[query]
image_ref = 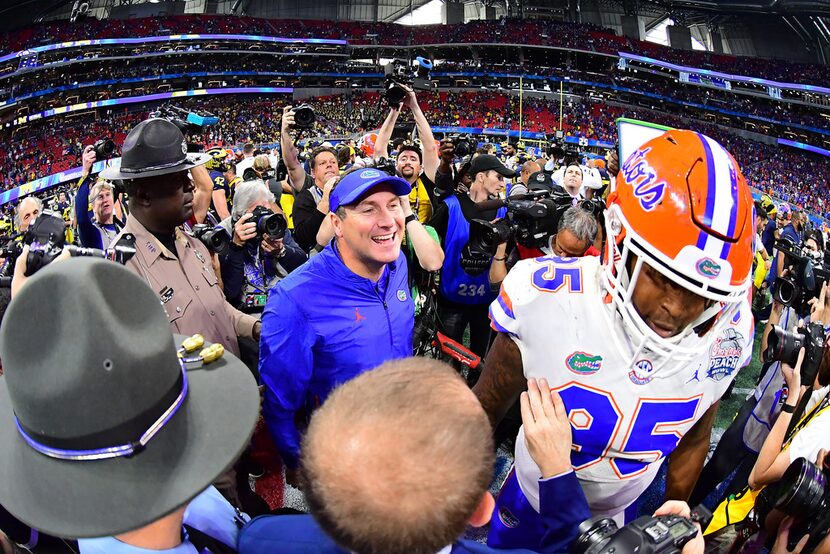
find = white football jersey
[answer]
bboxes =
[490,255,753,517]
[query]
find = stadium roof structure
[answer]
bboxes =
[0,0,828,56]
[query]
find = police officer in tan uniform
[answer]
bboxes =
[103,119,260,357]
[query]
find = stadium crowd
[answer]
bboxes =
[3,91,829,220]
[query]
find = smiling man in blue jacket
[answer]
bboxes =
[259,168,415,481]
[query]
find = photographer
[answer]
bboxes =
[694,229,826,508]
[507,160,543,198]
[246,154,283,200]
[13,197,42,234]
[430,154,515,373]
[374,86,440,223]
[768,203,804,287]
[280,105,339,252]
[235,142,256,178]
[701,284,830,549]
[74,145,124,249]
[489,205,599,290]
[219,180,306,312]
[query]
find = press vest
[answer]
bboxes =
[439,195,505,305]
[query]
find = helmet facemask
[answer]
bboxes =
[601,204,745,377]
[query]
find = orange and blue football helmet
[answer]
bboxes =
[602,129,754,370]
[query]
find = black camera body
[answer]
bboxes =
[772,236,830,315]
[383,57,433,107]
[291,104,316,129]
[93,138,116,160]
[572,513,700,554]
[756,457,830,552]
[466,189,582,260]
[764,321,827,386]
[546,136,579,165]
[0,213,136,280]
[151,105,219,150]
[191,224,231,256]
[446,133,476,158]
[242,166,276,182]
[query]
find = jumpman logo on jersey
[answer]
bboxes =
[686,368,702,384]
[354,308,366,324]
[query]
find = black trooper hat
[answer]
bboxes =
[100,119,211,180]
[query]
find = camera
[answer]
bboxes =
[771,236,830,315]
[150,105,219,151]
[764,321,826,386]
[756,457,830,552]
[93,138,115,160]
[291,104,316,129]
[445,133,476,158]
[572,512,701,554]
[191,224,231,256]
[546,135,579,166]
[383,57,433,107]
[465,189,579,262]
[0,213,136,280]
[243,166,276,182]
[232,206,287,242]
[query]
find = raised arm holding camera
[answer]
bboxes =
[74,144,124,249]
[281,106,341,252]
[374,86,440,223]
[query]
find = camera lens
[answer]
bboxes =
[572,516,618,554]
[258,213,287,239]
[764,325,804,367]
[292,105,316,129]
[774,278,797,306]
[771,458,827,519]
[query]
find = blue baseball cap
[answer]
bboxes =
[329,169,412,213]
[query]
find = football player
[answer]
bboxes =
[205,146,233,220]
[475,129,756,549]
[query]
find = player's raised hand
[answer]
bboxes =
[520,378,573,478]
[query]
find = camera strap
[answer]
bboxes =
[783,391,830,448]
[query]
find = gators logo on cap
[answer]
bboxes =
[359,169,381,179]
[696,257,721,278]
[565,351,602,375]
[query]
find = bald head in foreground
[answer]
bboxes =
[238,357,592,554]
[303,358,495,554]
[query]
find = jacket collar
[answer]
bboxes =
[324,239,398,284]
[123,215,183,267]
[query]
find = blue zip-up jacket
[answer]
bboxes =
[258,241,414,469]
[75,174,122,249]
[237,471,590,554]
